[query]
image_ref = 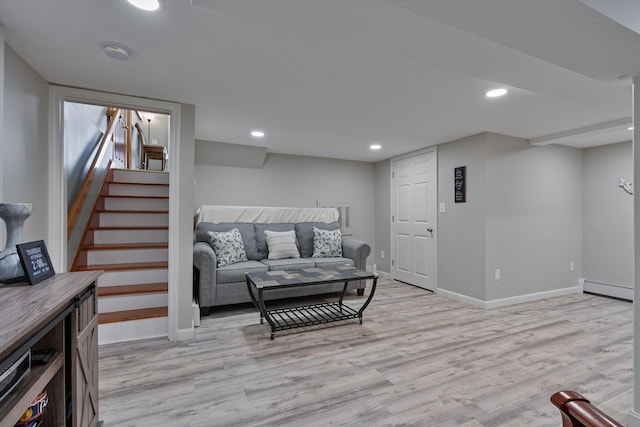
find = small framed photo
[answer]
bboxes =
[16,240,55,285]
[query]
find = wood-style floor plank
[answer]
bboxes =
[99,280,633,426]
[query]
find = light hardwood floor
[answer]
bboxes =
[99,279,633,426]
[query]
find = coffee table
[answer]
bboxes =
[245,266,378,339]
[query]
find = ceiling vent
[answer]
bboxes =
[103,43,131,61]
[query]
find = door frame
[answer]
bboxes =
[390,146,438,292]
[49,85,192,342]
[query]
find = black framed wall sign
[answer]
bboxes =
[16,240,55,284]
[454,166,466,203]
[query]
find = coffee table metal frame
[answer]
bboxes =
[245,267,378,340]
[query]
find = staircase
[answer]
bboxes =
[74,168,169,345]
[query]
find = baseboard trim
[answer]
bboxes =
[628,409,640,426]
[436,288,487,308]
[375,270,391,279]
[99,316,167,345]
[583,279,633,301]
[437,285,582,309]
[176,326,195,341]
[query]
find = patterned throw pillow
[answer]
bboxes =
[312,227,342,258]
[264,230,300,260]
[207,228,248,267]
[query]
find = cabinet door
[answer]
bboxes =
[72,286,99,427]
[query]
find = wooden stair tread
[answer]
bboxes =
[104,195,169,199]
[96,209,169,214]
[84,242,169,250]
[90,226,169,231]
[76,261,168,271]
[99,306,168,324]
[98,283,168,297]
[108,181,169,187]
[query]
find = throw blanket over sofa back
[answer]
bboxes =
[193,205,371,316]
[195,205,339,225]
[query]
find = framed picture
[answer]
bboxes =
[16,240,55,285]
[454,166,466,203]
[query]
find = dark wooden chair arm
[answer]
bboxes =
[551,390,623,427]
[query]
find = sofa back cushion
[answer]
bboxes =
[255,223,295,260]
[196,222,259,260]
[295,222,341,258]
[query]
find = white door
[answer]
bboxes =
[391,149,437,290]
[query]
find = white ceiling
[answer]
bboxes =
[0,0,638,162]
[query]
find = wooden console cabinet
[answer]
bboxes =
[0,271,101,427]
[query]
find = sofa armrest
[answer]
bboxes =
[193,242,217,308]
[342,237,371,270]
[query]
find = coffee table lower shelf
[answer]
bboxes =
[246,266,377,340]
[266,301,362,334]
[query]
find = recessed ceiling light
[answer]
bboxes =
[251,130,265,138]
[127,0,160,11]
[629,126,634,130]
[370,144,382,150]
[486,88,508,98]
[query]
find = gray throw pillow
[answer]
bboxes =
[255,223,295,260]
[264,230,300,260]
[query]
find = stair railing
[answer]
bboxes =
[67,108,121,270]
[551,390,623,427]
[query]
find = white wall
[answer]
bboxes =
[485,133,583,300]
[65,102,107,207]
[2,45,49,247]
[437,133,488,300]
[374,160,390,273]
[435,132,583,303]
[148,113,169,148]
[175,104,195,336]
[195,153,376,258]
[583,141,633,287]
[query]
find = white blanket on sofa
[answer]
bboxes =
[196,205,339,224]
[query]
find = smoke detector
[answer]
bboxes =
[103,42,131,61]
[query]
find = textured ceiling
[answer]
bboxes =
[0,0,638,161]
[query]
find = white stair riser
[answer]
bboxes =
[88,247,168,265]
[107,183,168,197]
[112,169,169,185]
[98,212,168,227]
[99,317,167,345]
[98,268,168,286]
[93,228,168,245]
[98,293,168,313]
[104,197,169,212]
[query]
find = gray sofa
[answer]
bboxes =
[193,221,371,316]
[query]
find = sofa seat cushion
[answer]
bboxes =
[260,258,315,271]
[216,260,268,284]
[312,257,355,268]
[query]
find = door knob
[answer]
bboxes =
[427,227,433,236]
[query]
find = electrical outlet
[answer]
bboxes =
[570,261,575,272]
[495,268,501,281]
[380,251,385,259]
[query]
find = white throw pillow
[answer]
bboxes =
[312,227,342,258]
[207,228,248,267]
[264,230,300,260]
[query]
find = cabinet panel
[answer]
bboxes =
[0,272,101,427]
